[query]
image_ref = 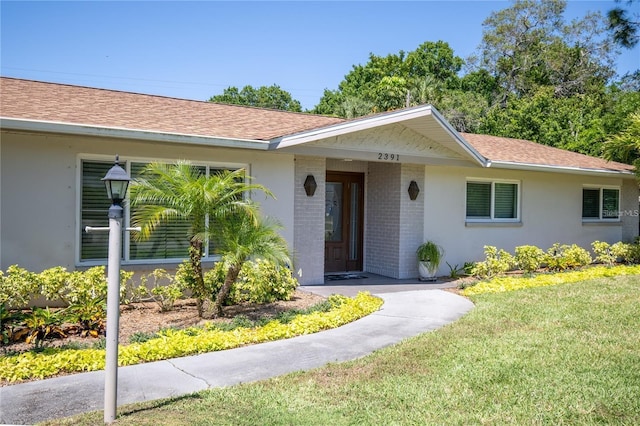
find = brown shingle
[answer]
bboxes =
[1,77,633,174]
[0,77,343,140]
[461,132,633,173]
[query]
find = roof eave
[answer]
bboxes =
[0,118,270,150]
[489,160,636,179]
[431,107,486,166]
[270,105,487,166]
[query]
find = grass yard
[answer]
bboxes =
[49,274,640,425]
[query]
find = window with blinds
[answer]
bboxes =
[80,159,238,263]
[127,163,204,260]
[582,187,620,220]
[466,182,491,218]
[495,183,518,219]
[582,189,600,219]
[466,180,519,221]
[81,161,119,261]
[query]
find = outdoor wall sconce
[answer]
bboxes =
[304,174,317,197]
[408,180,420,201]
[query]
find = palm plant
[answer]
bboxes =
[212,212,292,317]
[603,112,640,178]
[130,161,272,317]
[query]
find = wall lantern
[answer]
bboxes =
[408,180,420,201]
[304,174,317,197]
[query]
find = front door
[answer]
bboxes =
[325,172,364,272]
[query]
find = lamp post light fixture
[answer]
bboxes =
[101,155,130,425]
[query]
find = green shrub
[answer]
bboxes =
[204,259,298,305]
[591,241,617,266]
[462,264,640,296]
[136,269,184,312]
[128,331,161,344]
[514,245,546,273]
[471,246,515,278]
[22,307,66,349]
[0,265,40,309]
[610,241,640,264]
[1,265,136,346]
[233,259,298,303]
[545,243,592,271]
[176,260,216,302]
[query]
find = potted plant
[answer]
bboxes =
[416,241,444,281]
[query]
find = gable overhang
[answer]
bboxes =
[488,160,636,179]
[270,105,488,166]
[0,118,270,150]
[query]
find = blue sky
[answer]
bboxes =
[1,1,638,110]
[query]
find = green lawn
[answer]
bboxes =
[49,275,640,425]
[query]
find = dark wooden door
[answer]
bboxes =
[324,172,364,272]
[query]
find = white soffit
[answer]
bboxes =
[271,105,487,166]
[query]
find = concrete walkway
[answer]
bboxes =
[0,281,473,425]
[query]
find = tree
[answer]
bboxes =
[212,213,291,317]
[603,112,640,177]
[315,40,464,117]
[209,84,303,112]
[130,162,272,317]
[608,0,639,48]
[479,87,609,155]
[476,0,616,101]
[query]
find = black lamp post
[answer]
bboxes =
[101,155,130,425]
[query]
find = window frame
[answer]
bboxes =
[581,185,621,222]
[465,178,521,223]
[76,155,249,266]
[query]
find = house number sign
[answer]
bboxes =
[377,152,400,161]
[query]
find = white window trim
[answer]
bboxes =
[75,154,250,267]
[465,178,521,223]
[581,185,621,223]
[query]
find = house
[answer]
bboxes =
[0,77,637,285]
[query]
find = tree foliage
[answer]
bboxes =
[608,0,639,48]
[205,0,636,163]
[476,0,616,101]
[209,84,303,112]
[130,162,273,317]
[603,112,640,177]
[313,40,464,117]
[212,213,291,317]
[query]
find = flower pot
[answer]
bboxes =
[418,261,438,282]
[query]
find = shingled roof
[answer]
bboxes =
[0,77,634,175]
[462,133,634,174]
[0,77,343,140]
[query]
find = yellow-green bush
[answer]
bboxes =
[462,265,640,296]
[0,292,382,383]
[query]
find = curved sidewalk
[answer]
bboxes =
[0,288,474,425]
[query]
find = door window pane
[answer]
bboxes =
[349,183,360,260]
[325,183,342,241]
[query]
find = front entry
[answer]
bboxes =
[325,172,364,272]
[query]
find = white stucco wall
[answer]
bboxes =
[423,165,637,276]
[1,131,294,272]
